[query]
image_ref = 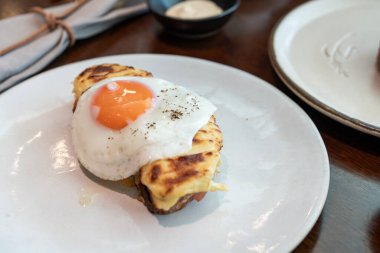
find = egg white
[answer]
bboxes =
[72,76,216,180]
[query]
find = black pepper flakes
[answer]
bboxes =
[146,122,156,129]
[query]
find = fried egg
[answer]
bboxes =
[72,76,216,180]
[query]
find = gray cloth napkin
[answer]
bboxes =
[0,0,148,93]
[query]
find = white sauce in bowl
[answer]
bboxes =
[165,0,223,20]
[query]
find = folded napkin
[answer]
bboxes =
[0,0,148,93]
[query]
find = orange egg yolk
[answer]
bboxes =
[91,80,154,130]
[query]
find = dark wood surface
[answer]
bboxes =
[1,1,380,252]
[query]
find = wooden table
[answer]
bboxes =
[2,1,380,252]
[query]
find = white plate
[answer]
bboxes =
[0,54,329,253]
[269,0,380,137]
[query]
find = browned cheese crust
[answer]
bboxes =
[136,116,223,214]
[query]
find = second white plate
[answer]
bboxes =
[270,0,380,137]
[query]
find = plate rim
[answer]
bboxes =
[0,53,330,252]
[268,1,380,138]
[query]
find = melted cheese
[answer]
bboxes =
[141,153,225,211]
[152,180,227,211]
[140,116,226,211]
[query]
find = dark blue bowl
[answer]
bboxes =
[147,0,240,38]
